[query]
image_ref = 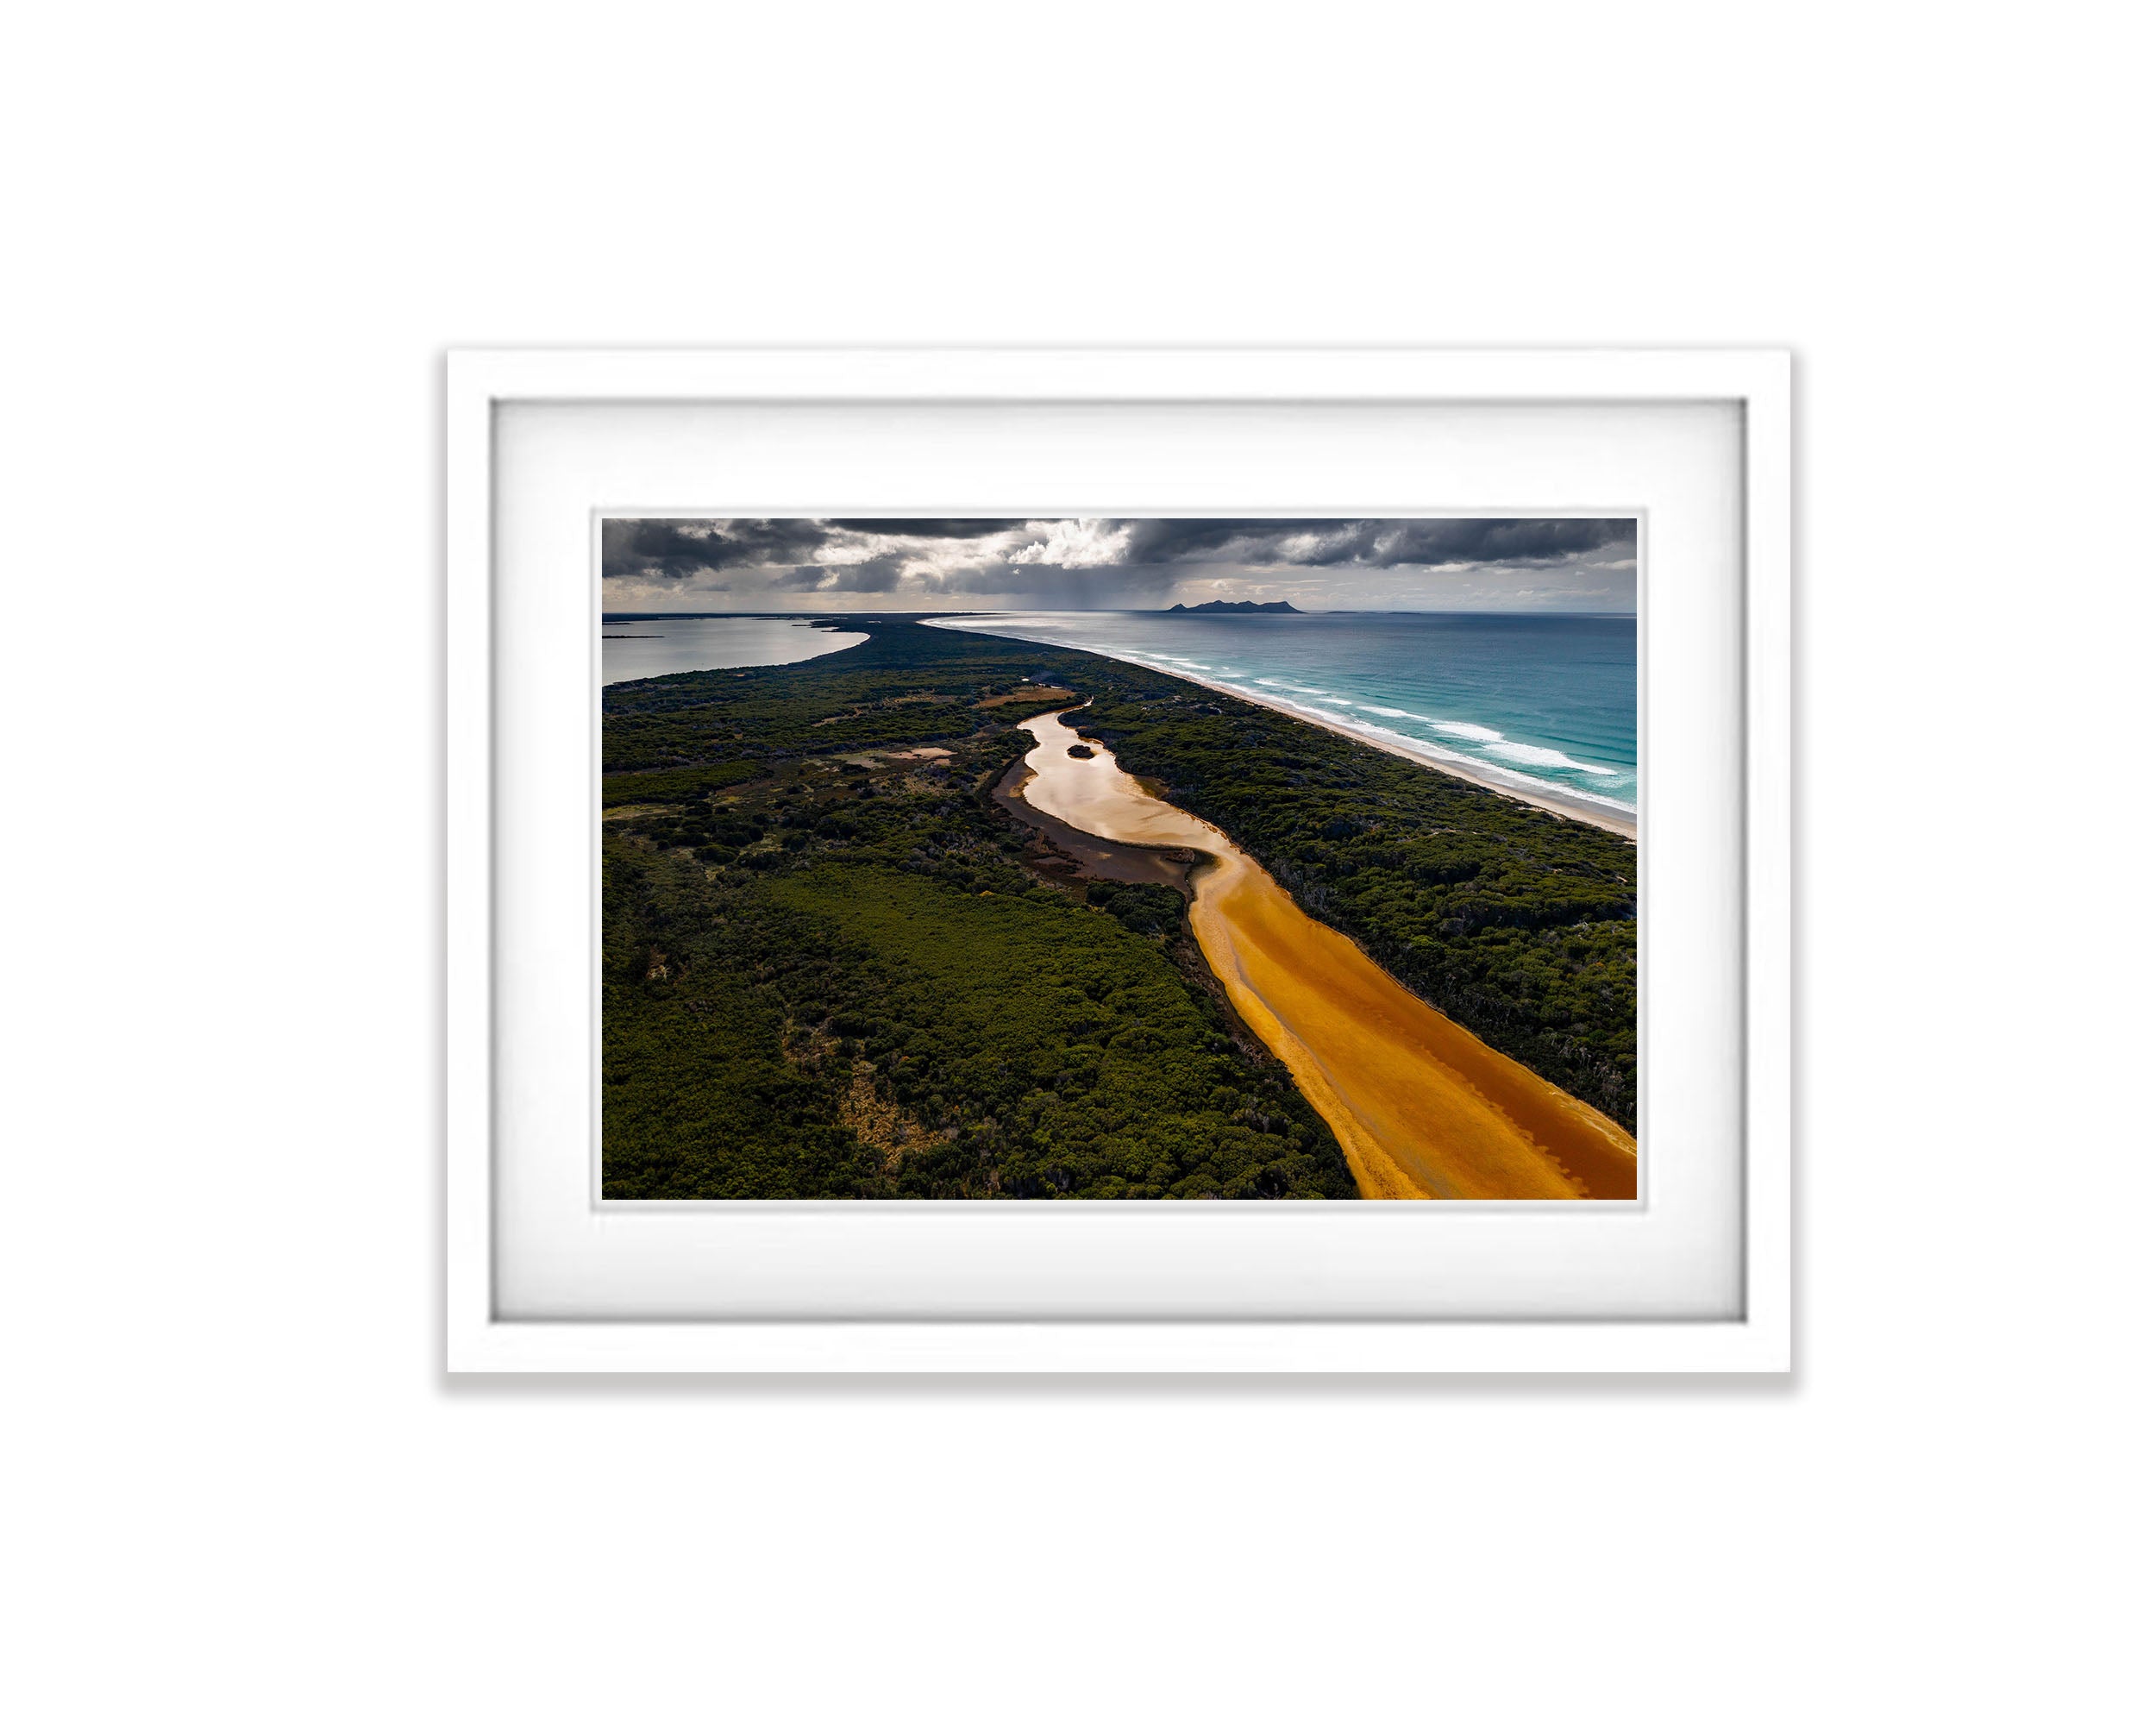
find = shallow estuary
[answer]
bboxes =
[1012,710,1639,1201]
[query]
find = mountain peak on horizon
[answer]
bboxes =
[1164,599,1300,615]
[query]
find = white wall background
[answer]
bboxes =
[3,5,2146,1721]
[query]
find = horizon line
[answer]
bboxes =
[599,606,1639,618]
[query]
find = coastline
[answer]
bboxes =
[1144,665,1639,842]
[922,618,1638,841]
[1253,693,1639,841]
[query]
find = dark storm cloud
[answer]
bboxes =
[822,519,1028,538]
[601,518,1032,584]
[769,555,906,594]
[601,518,832,581]
[1117,519,1351,562]
[923,561,1180,607]
[1118,518,1633,568]
[599,517,1637,593]
[1364,518,1633,566]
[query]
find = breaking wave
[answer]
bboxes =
[1488,740,1616,775]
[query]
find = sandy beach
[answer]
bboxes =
[1012,712,1639,1200]
[1075,656,1638,841]
[1257,697,1639,841]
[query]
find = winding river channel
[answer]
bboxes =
[1013,711,1639,1201]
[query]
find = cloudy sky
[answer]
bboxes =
[601,518,1636,612]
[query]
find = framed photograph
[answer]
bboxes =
[448,348,1789,1371]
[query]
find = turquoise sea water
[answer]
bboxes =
[926,611,1637,816]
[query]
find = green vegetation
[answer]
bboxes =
[604,621,1353,1199]
[602,615,1637,1200]
[602,757,761,806]
[1080,695,1639,1129]
[603,626,1078,772]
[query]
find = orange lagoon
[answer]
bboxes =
[1013,711,1638,1201]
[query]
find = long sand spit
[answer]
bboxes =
[1014,711,1638,1201]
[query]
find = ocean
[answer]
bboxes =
[925,611,1637,816]
[601,615,866,685]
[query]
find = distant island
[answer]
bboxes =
[1163,599,1300,614]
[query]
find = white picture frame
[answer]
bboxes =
[448,348,1790,1373]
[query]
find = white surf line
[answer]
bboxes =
[918,616,1636,834]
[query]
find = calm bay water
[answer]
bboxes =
[601,616,867,685]
[927,611,1637,814]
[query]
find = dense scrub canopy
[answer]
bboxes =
[1078,692,1639,1127]
[600,614,1637,1198]
[603,618,1354,1199]
[606,844,1351,1201]
[602,619,1083,773]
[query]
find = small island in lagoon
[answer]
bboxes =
[601,518,1638,1201]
